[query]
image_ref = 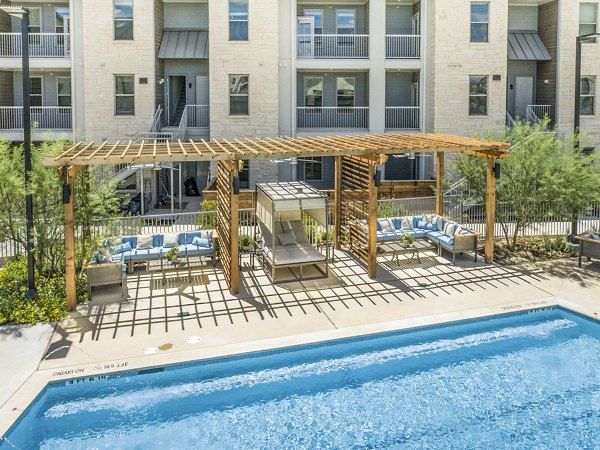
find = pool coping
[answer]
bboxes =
[0,296,597,437]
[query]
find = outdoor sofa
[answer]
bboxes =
[575,230,600,267]
[375,214,478,264]
[96,231,215,272]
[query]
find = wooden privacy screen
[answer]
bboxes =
[216,160,239,294]
[337,155,378,277]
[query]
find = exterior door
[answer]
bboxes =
[412,13,420,35]
[297,16,315,58]
[195,75,209,105]
[514,76,534,119]
[64,16,70,55]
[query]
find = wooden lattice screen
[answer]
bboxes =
[216,160,239,294]
[336,155,378,277]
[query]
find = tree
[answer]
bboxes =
[450,120,600,251]
[0,140,121,275]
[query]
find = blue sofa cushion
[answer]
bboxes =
[185,244,214,256]
[120,236,137,249]
[426,231,445,243]
[111,254,124,263]
[401,229,426,239]
[437,235,455,248]
[184,231,201,245]
[391,217,402,230]
[417,220,435,231]
[152,234,164,247]
[376,231,398,242]
[111,242,132,254]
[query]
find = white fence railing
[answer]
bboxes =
[385,106,420,130]
[385,35,420,58]
[526,105,551,124]
[0,106,72,130]
[0,33,70,57]
[186,104,210,128]
[297,34,369,59]
[297,107,369,129]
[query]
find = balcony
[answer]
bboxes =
[176,104,210,140]
[0,106,72,130]
[297,107,369,129]
[0,33,70,58]
[385,35,420,59]
[385,107,420,130]
[297,35,369,59]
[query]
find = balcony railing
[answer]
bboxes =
[0,106,72,130]
[526,105,551,124]
[185,105,210,128]
[0,33,70,57]
[297,107,369,129]
[297,34,369,59]
[385,35,420,59]
[385,107,420,130]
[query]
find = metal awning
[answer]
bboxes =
[158,30,208,59]
[508,32,551,61]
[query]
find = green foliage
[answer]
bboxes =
[239,234,252,247]
[317,230,333,244]
[0,140,121,274]
[401,233,414,245]
[0,257,87,325]
[540,235,578,257]
[194,200,217,229]
[450,120,600,250]
[165,247,180,262]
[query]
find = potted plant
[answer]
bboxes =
[239,235,253,251]
[401,233,414,248]
[165,247,180,265]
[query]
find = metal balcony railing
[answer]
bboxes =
[0,33,70,57]
[185,105,210,128]
[0,106,72,130]
[385,35,420,59]
[526,105,551,124]
[297,107,369,129]
[385,107,420,130]
[297,34,369,59]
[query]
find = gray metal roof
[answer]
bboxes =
[158,31,208,59]
[507,32,551,61]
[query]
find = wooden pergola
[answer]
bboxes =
[43,133,509,310]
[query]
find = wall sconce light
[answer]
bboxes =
[494,162,501,179]
[62,181,71,204]
[233,176,240,195]
[374,168,382,187]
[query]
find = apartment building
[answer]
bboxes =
[0,0,598,194]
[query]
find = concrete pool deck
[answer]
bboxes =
[1,250,599,436]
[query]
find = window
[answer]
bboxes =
[229,0,249,41]
[57,77,71,107]
[470,2,489,43]
[304,157,323,181]
[229,75,249,115]
[115,75,134,115]
[114,0,133,40]
[30,76,43,106]
[337,76,355,107]
[469,76,488,115]
[304,77,323,108]
[337,9,355,46]
[580,4,598,36]
[55,7,69,33]
[304,8,323,34]
[581,76,596,115]
[28,7,41,33]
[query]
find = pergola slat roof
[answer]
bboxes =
[43,133,510,167]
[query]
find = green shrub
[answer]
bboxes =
[0,257,87,325]
[194,200,217,229]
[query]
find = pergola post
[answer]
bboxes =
[62,166,80,311]
[334,155,342,250]
[216,160,239,295]
[435,151,444,216]
[230,163,240,294]
[367,161,378,278]
[485,158,496,263]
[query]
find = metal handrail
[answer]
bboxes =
[385,35,421,58]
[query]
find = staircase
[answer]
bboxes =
[170,83,187,126]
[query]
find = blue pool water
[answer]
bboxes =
[3,308,600,449]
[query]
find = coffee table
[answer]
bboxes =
[378,238,435,264]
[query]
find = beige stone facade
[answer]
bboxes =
[428,0,508,136]
[80,0,157,141]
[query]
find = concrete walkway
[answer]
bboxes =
[0,251,599,435]
[0,323,54,407]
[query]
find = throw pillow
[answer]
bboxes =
[423,214,434,223]
[277,231,297,246]
[163,233,180,248]
[417,220,427,229]
[200,230,213,241]
[136,235,153,250]
[105,236,121,248]
[400,217,414,230]
[444,222,457,236]
[192,236,211,248]
[377,219,395,233]
[111,242,132,254]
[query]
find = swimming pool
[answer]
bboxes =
[2,308,600,449]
